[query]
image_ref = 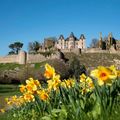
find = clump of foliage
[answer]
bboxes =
[47,59,70,79]
[69,57,86,80]
[38,50,55,57]
[8,42,23,55]
[28,41,42,54]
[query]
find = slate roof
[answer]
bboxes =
[59,35,64,39]
[80,34,85,39]
[58,33,85,41]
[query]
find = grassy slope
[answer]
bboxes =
[0,63,23,71]
[0,53,119,71]
[65,53,120,69]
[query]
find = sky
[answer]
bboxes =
[0,0,120,56]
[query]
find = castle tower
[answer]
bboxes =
[108,32,113,45]
[78,34,86,49]
[58,35,65,49]
[18,51,27,64]
[99,32,103,48]
[68,32,76,49]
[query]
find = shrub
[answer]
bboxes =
[68,57,86,81]
[47,59,70,80]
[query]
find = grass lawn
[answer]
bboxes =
[0,63,23,71]
[0,84,20,107]
[0,84,20,119]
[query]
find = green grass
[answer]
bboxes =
[34,61,48,69]
[0,84,19,96]
[0,113,11,120]
[0,84,21,120]
[0,63,23,71]
[0,84,20,119]
[65,52,120,68]
[0,84,20,109]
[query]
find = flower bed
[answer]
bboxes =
[0,64,120,120]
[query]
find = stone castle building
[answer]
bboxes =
[98,32,120,50]
[56,32,86,50]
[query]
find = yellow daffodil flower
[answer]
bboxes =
[61,81,67,88]
[23,93,35,102]
[0,109,5,113]
[44,64,55,79]
[90,66,117,86]
[37,90,49,101]
[80,74,94,94]
[25,78,40,93]
[19,85,26,93]
[64,78,75,88]
[117,70,120,77]
[47,75,61,91]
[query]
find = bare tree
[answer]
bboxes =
[28,41,41,54]
[90,38,99,48]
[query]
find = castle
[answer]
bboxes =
[0,32,120,65]
[56,32,86,50]
[42,32,120,52]
[98,32,120,50]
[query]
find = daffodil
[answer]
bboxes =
[86,77,94,89]
[6,95,25,107]
[23,93,35,102]
[47,75,61,91]
[64,78,75,88]
[0,109,5,113]
[37,90,49,101]
[19,85,26,93]
[109,65,117,76]
[80,74,94,94]
[25,78,40,93]
[44,64,55,79]
[52,75,61,90]
[80,73,87,82]
[61,81,67,88]
[90,66,117,86]
[117,70,120,77]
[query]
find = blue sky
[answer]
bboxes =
[0,0,120,56]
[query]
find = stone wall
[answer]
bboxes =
[85,48,110,53]
[0,55,18,64]
[0,49,120,64]
[61,48,83,55]
[85,48,120,54]
[0,51,59,64]
[0,51,27,64]
[27,54,47,63]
